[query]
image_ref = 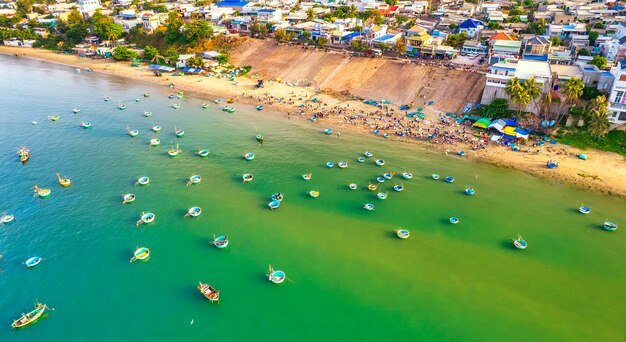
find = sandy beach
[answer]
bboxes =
[2,45,625,198]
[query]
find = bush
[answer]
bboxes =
[557,130,626,156]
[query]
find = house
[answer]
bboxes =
[607,59,626,124]
[458,18,484,38]
[77,0,101,15]
[480,2,500,13]
[489,40,522,64]
[462,40,487,54]
[487,11,505,22]
[547,23,587,39]
[522,36,551,61]
[488,32,516,45]
[114,12,141,32]
[2,37,35,47]
[176,54,196,69]
[141,12,166,33]
[215,1,251,10]
[405,25,433,47]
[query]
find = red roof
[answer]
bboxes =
[490,32,517,41]
[378,5,399,15]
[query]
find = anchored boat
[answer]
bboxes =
[338,161,348,168]
[1,212,15,224]
[197,147,209,157]
[302,173,312,181]
[367,183,378,191]
[363,203,375,211]
[172,103,180,109]
[72,106,80,114]
[396,229,410,239]
[122,193,136,204]
[271,192,284,202]
[56,173,71,187]
[25,256,42,268]
[167,143,180,157]
[449,217,460,224]
[326,162,334,168]
[465,187,475,196]
[137,212,155,226]
[212,235,229,249]
[242,173,253,183]
[188,174,202,185]
[349,183,358,190]
[579,205,590,214]
[198,282,220,302]
[118,104,126,110]
[383,172,394,180]
[127,127,139,137]
[363,150,373,158]
[143,111,152,117]
[48,115,60,121]
[150,137,160,147]
[513,235,527,250]
[136,176,150,186]
[11,303,50,329]
[130,247,150,262]
[432,174,440,180]
[324,128,333,134]
[445,176,454,183]
[377,192,388,200]
[80,121,92,129]
[393,184,404,192]
[17,146,30,163]
[376,176,385,183]
[402,172,413,179]
[33,186,51,198]
[603,220,618,231]
[152,125,162,133]
[267,265,286,284]
[187,207,202,218]
[375,159,385,166]
[357,157,365,163]
[308,190,320,198]
[243,152,255,161]
[268,200,280,210]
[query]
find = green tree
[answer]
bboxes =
[527,19,547,35]
[395,15,408,26]
[306,8,315,20]
[523,77,542,114]
[165,11,184,44]
[549,36,560,46]
[162,48,180,63]
[482,98,511,118]
[587,95,610,139]
[65,25,87,46]
[377,42,390,54]
[563,77,584,104]
[445,32,467,48]
[588,55,608,69]
[66,9,85,29]
[488,21,502,30]
[509,7,523,15]
[143,45,158,61]
[274,28,289,42]
[183,20,213,46]
[112,46,138,61]
[505,77,530,116]
[578,48,590,56]
[588,31,599,45]
[91,10,124,40]
[250,21,269,38]
[16,0,33,17]
[316,36,328,48]
[540,91,556,119]
[385,0,398,5]
[393,36,407,55]
[215,54,229,65]
[186,56,205,68]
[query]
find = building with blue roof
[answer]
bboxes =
[216,1,251,9]
[458,18,484,38]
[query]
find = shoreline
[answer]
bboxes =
[2,46,625,199]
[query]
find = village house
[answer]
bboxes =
[458,18,484,39]
[607,59,626,124]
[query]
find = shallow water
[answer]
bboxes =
[0,55,624,341]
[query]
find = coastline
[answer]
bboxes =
[2,45,625,198]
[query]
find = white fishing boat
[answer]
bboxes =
[188,174,202,185]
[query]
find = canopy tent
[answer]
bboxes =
[490,135,502,141]
[505,117,517,127]
[502,134,517,140]
[463,115,481,122]
[488,119,506,132]
[181,67,203,74]
[473,118,491,129]
[514,127,529,139]
[148,64,175,72]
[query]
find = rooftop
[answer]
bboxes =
[516,60,551,79]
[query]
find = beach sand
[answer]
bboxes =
[2,45,625,198]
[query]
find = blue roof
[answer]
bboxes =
[523,54,548,61]
[341,32,361,39]
[216,1,249,7]
[459,18,484,29]
[257,9,275,12]
[373,34,395,42]
[601,71,613,77]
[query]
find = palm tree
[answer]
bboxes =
[556,77,585,125]
[540,91,554,119]
[588,95,610,139]
[505,77,527,116]
[523,77,542,114]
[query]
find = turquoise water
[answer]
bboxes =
[0,55,625,341]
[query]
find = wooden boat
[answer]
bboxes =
[175,127,185,137]
[150,138,160,147]
[17,146,30,163]
[513,235,527,250]
[214,99,222,103]
[243,152,255,161]
[376,176,385,183]
[212,235,229,249]
[118,104,126,110]
[33,186,51,198]
[367,183,377,191]
[396,229,410,239]
[227,107,235,113]
[72,107,80,114]
[104,96,111,101]
[188,174,202,185]
[188,207,202,218]
[1,213,15,224]
[402,172,413,179]
[363,151,373,158]
[449,217,459,224]
[547,160,558,169]
[242,173,253,183]
[268,200,280,210]
[578,205,590,214]
[130,247,150,262]
[324,128,333,134]
[326,162,334,168]
[56,173,71,187]
[603,220,618,231]
[377,192,388,200]
[11,303,50,329]
[137,212,155,226]
[197,148,209,157]
[202,103,209,109]
[127,128,139,137]
[168,94,175,99]
[172,103,180,109]
[349,183,358,190]
[308,190,320,198]
[432,174,440,180]
[80,121,92,129]
[465,187,475,196]
[255,133,264,143]
[357,157,365,163]
[393,184,404,192]
[48,115,60,121]
[375,159,385,166]
[338,161,348,168]
[302,173,312,181]
[136,176,150,186]
[198,282,220,302]
[152,125,161,132]
[25,256,42,268]
[363,203,375,211]
[256,105,263,111]
[383,172,394,180]
[122,193,136,204]
[267,265,285,284]
[177,91,184,99]
[445,176,454,183]
[167,143,180,157]
[143,111,152,117]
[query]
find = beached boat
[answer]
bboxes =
[445,176,454,183]
[243,152,255,161]
[11,303,50,329]
[357,157,365,163]
[242,173,253,183]
[396,229,410,239]
[177,92,184,99]
[172,103,180,109]
[152,125,161,132]
[402,172,413,180]
[79,121,91,129]
[377,192,388,200]
[268,200,280,210]
[375,159,385,166]
[578,154,587,160]
[458,150,465,156]
[271,192,284,202]
[547,160,558,169]
[212,235,229,249]
[603,220,618,231]
[143,111,152,117]
[118,104,126,110]
[198,282,220,302]
[214,99,222,103]
[432,174,440,180]
[302,173,312,181]
[324,128,333,134]
[338,161,348,168]
[167,143,180,157]
[579,205,590,214]
[137,212,155,225]
[136,176,150,186]
[367,183,377,191]
[227,98,234,103]
[449,217,460,224]
[202,103,209,109]
[104,96,111,101]
[197,148,209,157]
[256,105,263,111]
[25,256,42,268]
[17,146,30,163]
[72,107,80,114]
[56,173,71,187]
[221,105,230,112]
[128,128,139,137]
[227,107,235,113]
[168,95,175,99]
[393,184,404,192]
[383,172,394,180]
[33,186,51,198]
[326,162,334,168]
[376,176,385,183]
[188,174,202,185]
[349,183,358,190]
[308,190,320,198]
[188,207,202,218]
[122,193,136,204]
[465,187,475,196]
[150,138,160,147]
[267,265,286,284]
[513,235,527,250]
[48,115,60,121]
[363,203,375,211]
[363,151,373,158]
[1,213,15,224]
[130,247,150,262]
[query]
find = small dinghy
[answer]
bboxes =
[376,176,385,183]
[267,265,285,284]
[197,148,209,157]
[465,187,475,196]
[357,157,365,163]
[546,160,558,169]
[80,121,91,129]
[445,176,454,183]
[187,207,202,218]
[308,190,320,198]
[324,128,333,134]
[144,92,150,98]
[17,146,30,163]
[150,138,160,147]
[130,247,150,262]
[136,176,150,186]
[396,229,410,239]
[302,173,312,181]
[137,212,155,226]
[31,121,37,125]
[152,125,161,132]
[104,96,111,101]
[375,159,385,166]
[603,220,618,231]
[458,150,465,156]
[175,128,185,138]
[49,115,60,121]
[377,192,388,200]
[188,174,202,185]
[349,183,358,190]
[363,151,373,158]
[243,152,255,161]
[56,173,71,187]
[118,104,126,110]
[172,103,180,109]
[367,183,378,191]
[1,213,15,224]
[198,282,220,302]
[432,174,440,180]
[402,172,413,180]
[271,192,284,202]
[128,128,139,137]
[338,161,348,168]
[11,303,50,329]
[143,111,152,118]
[513,235,527,250]
[33,186,51,198]
[393,184,404,192]
[135,98,140,102]
[168,95,175,99]
[578,154,587,160]
[449,217,460,224]
[212,235,229,248]
[255,132,264,143]
[72,107,80,114]
[167,143,180,157]
[383,172,394,180]
[25,256,42,268]
[363,203,375,211]
[578,205,590,214]
[214,99,222,103]
[326,162,334,168]
[268,200,280,210]
[256,105,263,111]
[202,103,209,109]
[242,173,253,183]
[122,193,136,204]
[177,92,184,99]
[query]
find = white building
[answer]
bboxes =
[77,0,101,15]
[607,60,626,124]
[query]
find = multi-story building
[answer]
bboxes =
[607,60,626,124]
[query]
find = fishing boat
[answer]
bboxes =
[172,103,180,109]
[56,173,71,187]
[188,174,202,185]
[135,98,140,102]
[227,107,235,113]
[243,152,255,161]
[144,92,150,98]
[393,184,404,192]
[17,146,30,163]
[242,173,253,183]
[396,229,410,239]
[25,256,42,268]
[401,172,413,180]
[130,247,150,262]
[367,183,378,191]
[363,203,375,211]
[268,200,280,210]
[349,183,358,190]
[137,212,155,226]
[128,128,139,137]
[432,174,440,180]
[267,265,285,284]
[324,128,333,134]
[513,235,527,250]
[603,220,618,231]
[363,151,373,158]
[221,105,231,112]
[202,103,209,109]
[445,176,454,183]
[143,111,152,117]
[302,173,312,181]
[376,176,385,183]
[198,282,220,302]
[326,162,334,168]
[152,125,161,132]
[150,138,160,147]
[188,207,202,218]
[175,128,185,137]
[11,303,50,329]
[255,133,264,143]
[338,161,348,168]
[458,150,465,156]
[177,92,184,99]
[256,105,263,111]
[546,160,558,169]
[104,96,111,101]
[168,94,175,99]
[271,193,284,202]
[168,143,180,157]
[136,176,150,186]
[80,121,91,129]
[214,99,222,103]
[308,190,320,198]
[118,104,126,110]
[122,193,136,204]
[31,121,37,125]
[197,148,209,157]
[578,205,590,214]
[449,217,459,224]
[33,186,51,198]
[212,235,229,248]
[383,172,394,180]
[578,154,587,160]
[465,187,475,196]
[227,98,234,103]
[375,159,385,166]
[377,192,388,200]
[72,107,80,114]
[48,115,60,121]
[357,157,365,163]
[1,213,15,224]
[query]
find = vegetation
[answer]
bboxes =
[587,95,610,139]
[504,77,541,117]
[581,86,604,101]
[112,46,138,61]
[479,98,513,119]
[527,19,547,35]
[588,31,599,45]
[588,55,608,69]
[445,32,468,49]
[557,130,626,156]
[393,36,407,55]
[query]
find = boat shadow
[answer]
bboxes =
[499,240,518,250]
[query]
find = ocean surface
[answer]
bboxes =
[0,55,624,341]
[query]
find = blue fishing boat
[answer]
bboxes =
[357,157,365,163]
[547,160,558,169]
[465,187,475,196]
[268,200,280,210]
[449,217,459,224]
[375,159,385,166]
[188,207,202,218]
[458,150,465,156]
[324,128,332,134]
[338,161,348,168]
[197,148,209,157]
[363,151,373,158]
[376,176,385,183]
[578,205,590,214]
[578,154,587,160]
[137,212,155,225]
[383,172,393,180]
[187,174,201,186]
[603,221,618,231]
[271,192,284,202]
[396,229,410,239]
[393,184,404,192]
[445,176,454,183]
[212,235,229,248]
[268,265,285,284]
[402,172,413,179]
[310,116,317,122]
[25,256,42,268]
[243,152,255,161]
[513,235,527,250]
[326,162,334,168]
[256,105,263,111]
[363,203,375,211]
[432,174,440,180]
[136,176,150,186]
